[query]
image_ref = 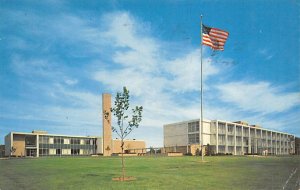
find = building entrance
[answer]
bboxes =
[26,149,37,157]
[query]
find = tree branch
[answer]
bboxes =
[112,126,122,139]
[123,129,134,139]
[123,124,132,136]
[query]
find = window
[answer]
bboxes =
[39,136,49,144]
[243,128,249,136]
[39,149,43,156]
[64,138,70,144]
[54,137,64,144]
[188,134,199,144]
[228,125,234,134]
[39,148,49,156]
[90,139,96,145]
[25,136,36,146]
[236,126,242,136]
[228,136,234,145]
[218,135,226,145]
[82,149,90,155]
[71,149,80,155]
[56,149,61,155]
[85,139,90,145]
[218,122,226,134]
[70,138,80,144]
[188,122,199,133]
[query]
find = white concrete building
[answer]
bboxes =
[164,119,295,155]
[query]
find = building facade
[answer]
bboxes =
[5,131,101,157]
[4,130,146,157]
[164,119,296,155]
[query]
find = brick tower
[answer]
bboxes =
[102,93,112,156]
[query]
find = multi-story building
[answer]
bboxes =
[164,119,296,155]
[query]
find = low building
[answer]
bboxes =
[112,139,146,154]
[4,130,146,157]
[164,119,295,156]
[5,131,101,157]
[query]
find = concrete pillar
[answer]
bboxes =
[225,123,228,154]
[102,93,112,156]
[216,121,219,154]
[265,131,267,152]
[279,134,282,155]
[270,132,273,154]
[285,135,289,154]
[264,130,267,153]
[241,126,244,155]
[266,131,271,153]
[260,130,262,155]
[275,133,278,155]
[254,129,257,154]
[36,135,39,157]
[248,127,251,154]
[234,124,236,155]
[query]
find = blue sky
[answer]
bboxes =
[0,0,299,146]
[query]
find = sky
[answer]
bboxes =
[0,0,299,147]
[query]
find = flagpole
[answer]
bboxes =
[200,15,204,161]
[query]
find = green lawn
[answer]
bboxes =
[0,156,299,190]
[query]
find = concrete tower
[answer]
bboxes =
[102,93,112,156]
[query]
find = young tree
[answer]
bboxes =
[104,87,143,181]
[10,146,16,158]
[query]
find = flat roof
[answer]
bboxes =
[164,118,211,127]
[163,118,295,136]
[9,131,101,139]
[211,119,293,136]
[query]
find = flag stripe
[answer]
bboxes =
[203,43,224,50]
[208,32,228,40]
[203,38,226,47]
[203,41,225,50]
[211,28,229,36]
[203,36,226,45]
[202,24,229,50]
[202,40,224,49]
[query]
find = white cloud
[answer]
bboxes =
[11,55,59,78]
[93,12,300,139]
[65,79,78,86]
[91,12,222,144]
[216,81,300,114]
[166,50,219,92]
[101,12,158,54]
[0,84,102,136]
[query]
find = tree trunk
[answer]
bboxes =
[121,140,125,181]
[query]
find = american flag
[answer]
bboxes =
[202,24,229,51]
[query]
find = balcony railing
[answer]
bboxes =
[25,144,36,148]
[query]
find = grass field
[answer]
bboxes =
[0,156,299,190]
